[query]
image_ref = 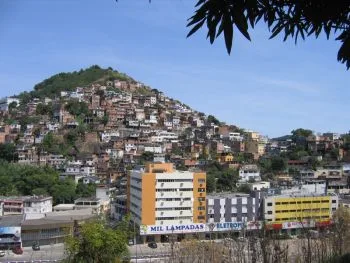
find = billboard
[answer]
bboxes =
[140,223,206,235]
[0,227,22,246]
[139,221,263,235]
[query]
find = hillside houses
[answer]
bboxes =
[0,72,349,199]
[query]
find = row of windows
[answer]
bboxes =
[208,213,249,218]
[156,188,193,192]
[130,185,142,191]
[270,200,332,206]
[275,216,329,221]
[130,194,141,201]
[156,216,192,220]
[156,198,192,201]
[198,206,205,211]
[157,179,193,182]
[156,207,192,211]
[198,188,206,192]
[198,197,205,201]
[274,208,330,213]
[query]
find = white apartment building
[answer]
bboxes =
[128,163,206,230]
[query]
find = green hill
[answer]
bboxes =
[18,65,133,100]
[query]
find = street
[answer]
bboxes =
[0,244,65,263]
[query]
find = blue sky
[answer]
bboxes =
[0,0,349,137]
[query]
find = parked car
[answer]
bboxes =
[128,239,134,246]
[12,247,23,255]
[0,250,5,257]
[148,242,157,249]
[32,242,40,251]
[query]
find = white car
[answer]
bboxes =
[0,250,5,257]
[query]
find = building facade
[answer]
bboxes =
[128,163,206,241]
[263,193,338,226]
[206,191,266,224]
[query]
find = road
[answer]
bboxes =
[0,243,171,263]
[0,244,65,263]
[0,238,309,262]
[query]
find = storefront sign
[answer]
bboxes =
[246,221,263,230]
[140,223,206,235]
[282,221,316,229]
[209,222,244,232]
[140,221,265,235]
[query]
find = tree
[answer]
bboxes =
[291,128,313,138]
[51,179,77,204]
[36,102,53,117]
[206,173,216,192]
[65,100,90,116]
[207,115,220,125]
[8,101,18,111]
[330,207,350,258]
[270,156,286,172]
[0,143,18,162]
[140,151,154,164]
[187,0,350,69]
[237,183,251,193]
[65,220,128,263]
[76,182,96,198]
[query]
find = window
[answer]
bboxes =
[198,179,206,183]
[198,206,205,211]
[275,202,281,205]
[332,200,337,203]
[198,216,205,220]
[267,211,272,215]
[282,202,288,205]
[267,202,272,206]
[198,188,206,192]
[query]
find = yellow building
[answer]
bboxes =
[216,153,234,163]
[245,140,266,160]
[264,194,338,226]
[127,163,206,241]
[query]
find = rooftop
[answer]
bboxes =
[0,215,23,227]
[75,197,100,202]
[207,192,250,199]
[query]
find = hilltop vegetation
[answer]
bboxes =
[17,65,133,101]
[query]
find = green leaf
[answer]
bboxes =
[223,13,233,54]
[233,8,251,41]
[187,19,206,38]
[269,24,284,39]
[195,0,206,8]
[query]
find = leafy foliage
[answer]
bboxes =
[0,161,76,204]
[65,100,90,116]
[187,0,350,69]
[18,65,133,100]
[206,162,239,192]
[65,221,128,263]
[207,114,220,125]
[76,182,96,198]
[36,102,54,117]
[0,143,18,162]
[291,128,313,138]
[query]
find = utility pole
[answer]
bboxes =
[134,219,137,263]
